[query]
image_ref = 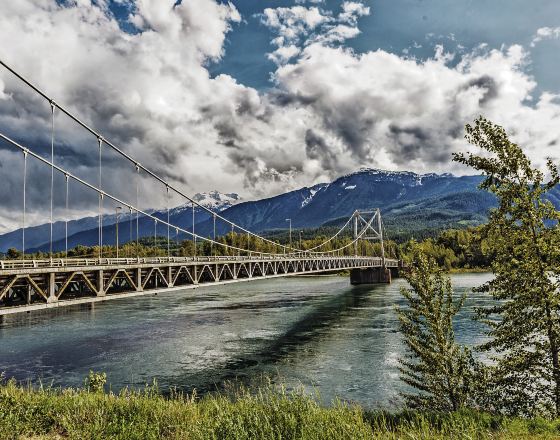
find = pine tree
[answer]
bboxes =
[453,116,560,417]
[396,250,474,411]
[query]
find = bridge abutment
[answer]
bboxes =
[350,267,391,285]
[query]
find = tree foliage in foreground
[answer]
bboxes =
[454,116,560,417]
[396,249,475,411]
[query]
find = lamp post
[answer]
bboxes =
[115,206,122,258]
[285,218,292,254]
[154,219,157,251]
[299,230,303,252]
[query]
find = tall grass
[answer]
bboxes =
[1,378,560,439]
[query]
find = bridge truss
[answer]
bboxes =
[0,255,399,315]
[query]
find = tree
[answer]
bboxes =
[6,248,21,259]
[401,238,459,271]
[396,249,474,411]
[454,116,560,417]
[436,227,492,269]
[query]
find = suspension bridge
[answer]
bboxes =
[0,60,401,316]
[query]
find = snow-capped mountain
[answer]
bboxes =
[301,184,328,208]
[0,191,240,252]
[169,191,240,214]
[7,168,553,251]
[336,168,453,187]
[190,169,492,237]
[192,191,240,211]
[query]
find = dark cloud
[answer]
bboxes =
[321,102,376,161]
[465,75,499,105]
[269,90,319,107]
[386,124,442,164]
[304,128,338,170]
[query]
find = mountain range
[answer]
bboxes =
[0,191,240,253]
[3,168,558,252]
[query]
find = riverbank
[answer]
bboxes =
[336,267,491,276]
[448,267,490,274]
[1,380,559,439]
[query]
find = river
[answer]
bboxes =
[0,272,493,408]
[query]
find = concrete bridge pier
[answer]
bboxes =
[47,272,57,303]
[135,268,143,292]
[350,267,391,285]
[96,270,105,297]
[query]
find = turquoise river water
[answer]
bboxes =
[0,273,493,408]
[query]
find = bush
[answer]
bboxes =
[85,371,107,393]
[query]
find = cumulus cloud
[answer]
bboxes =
[260,1,370,66]
[267,44,302,65]
[0,1,559,234]
[531,26,560,47]
[261,6,331,49]
[339,1,370,24]
[271,42,559,173]
[312,24,361,45]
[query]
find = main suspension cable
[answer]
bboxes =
[0,59,308,254]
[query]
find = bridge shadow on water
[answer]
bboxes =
[158,283,386,396]
[0,281,397,394]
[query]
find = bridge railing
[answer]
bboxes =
[0,256,399,270]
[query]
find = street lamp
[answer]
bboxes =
[285,218,292,254]
[115,206,122,258]
[299,230,303,250]
[154,219,157,251]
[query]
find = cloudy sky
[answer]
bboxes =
[0,0,559,231]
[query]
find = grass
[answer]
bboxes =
[1,378,560,439]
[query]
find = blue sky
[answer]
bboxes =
[211,0,560,94]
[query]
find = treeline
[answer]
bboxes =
[3,224,493,270]
[399,227,491,270]
[2,233,398,260]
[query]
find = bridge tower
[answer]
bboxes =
[350,209,392,285]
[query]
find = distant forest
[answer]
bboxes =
[3,225,490,271]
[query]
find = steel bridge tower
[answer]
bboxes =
[350,209,392,285]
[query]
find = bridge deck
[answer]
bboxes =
[0,256,399,315]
